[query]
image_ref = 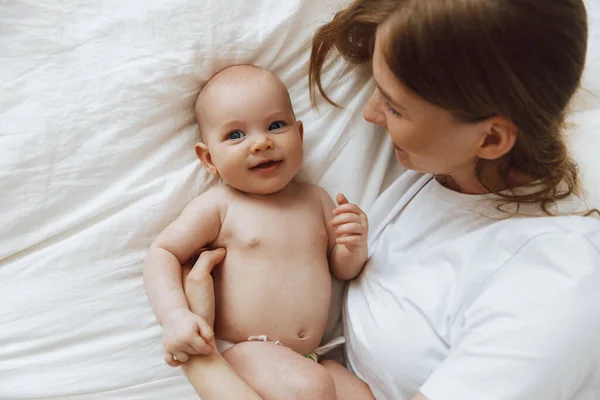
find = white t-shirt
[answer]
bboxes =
[345,171,600,400]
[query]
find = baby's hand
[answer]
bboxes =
[162,307,214,367]
[330,193,368,251]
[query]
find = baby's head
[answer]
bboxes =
[194,65,304,195]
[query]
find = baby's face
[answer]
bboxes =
[196,70,304,195]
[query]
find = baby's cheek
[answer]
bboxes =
[218,165,244,187]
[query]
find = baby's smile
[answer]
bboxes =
[250,159,283,174]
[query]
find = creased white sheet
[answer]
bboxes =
[0,1,390,398]
[0,0,598,399]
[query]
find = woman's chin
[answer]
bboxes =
[394,148,412,167]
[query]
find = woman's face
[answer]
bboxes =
[364,32,488,177]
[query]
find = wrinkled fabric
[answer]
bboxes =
[0,0,394,398]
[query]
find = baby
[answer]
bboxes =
[143,65,368,386]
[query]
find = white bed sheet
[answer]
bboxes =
[0,0,598,399]
[0,1,390,398]
[571,0,600,207]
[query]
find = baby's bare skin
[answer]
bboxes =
[143,65,369,370]
[212,183,332,354]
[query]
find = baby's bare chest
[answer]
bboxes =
[216,200,328,250]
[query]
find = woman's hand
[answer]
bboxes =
[163,248,225,367]
[179,247,263,400]
[182,248,226,340]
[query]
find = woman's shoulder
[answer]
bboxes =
[446,215,600,320]
[470,215,600,281]
[446,215,600,345]
[426,218,600,400]
[456,215,600,314]
[488,213,600,253]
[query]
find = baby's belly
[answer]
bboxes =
[212,250,332,355]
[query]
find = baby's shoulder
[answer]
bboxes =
[185,184,230,211]
[194,184,226,200]
[293,181,332,201]
[293,182,335,212]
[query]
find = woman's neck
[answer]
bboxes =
[438,161,533,195]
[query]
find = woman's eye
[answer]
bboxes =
[268,121,286,131]
[227,131,245,140]
[384,101,401,117]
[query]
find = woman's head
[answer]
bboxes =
[310,0,589,209]
[364,39,514,186]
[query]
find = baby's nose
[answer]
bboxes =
[250,137,273,154]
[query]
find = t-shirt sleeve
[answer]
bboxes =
[419,232,600,400]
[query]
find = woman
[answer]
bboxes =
[182,0,600,398]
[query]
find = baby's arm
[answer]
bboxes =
[143,187,225,365]
[319,188,368,281]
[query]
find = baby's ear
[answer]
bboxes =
[297,120,303,141]
[195,142,218,175]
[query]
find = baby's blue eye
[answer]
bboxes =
[268,121,286,131]
[227,131,245,140]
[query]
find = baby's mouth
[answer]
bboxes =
[250,160,283,170]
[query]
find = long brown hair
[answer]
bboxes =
[310,0,595,215]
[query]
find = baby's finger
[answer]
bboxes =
[333,203,363,216]
[165,352,182,367]
[336,235,365,246]
[335,222,365,237]
[336,193,349,206]
[173,351,189,363]
[190,336,214,355]
[330,213,361,228]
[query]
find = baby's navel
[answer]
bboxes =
[297,329,306,339]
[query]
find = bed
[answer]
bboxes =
[1,1,598,398]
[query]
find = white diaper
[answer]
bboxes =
[215,335,346,362]
[215,339,235,354]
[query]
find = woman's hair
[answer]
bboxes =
[310,0,593,214]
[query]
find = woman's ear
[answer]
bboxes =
[194,142,218,175]
[297,120,304,141]
[476,116,518,161]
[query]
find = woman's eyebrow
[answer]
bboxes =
[374,79,408,112]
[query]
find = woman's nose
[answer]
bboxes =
[250,136,274,154]
[363,90,386,127]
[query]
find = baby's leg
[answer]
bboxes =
[223,341,336,400]
[320,360,376,400]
